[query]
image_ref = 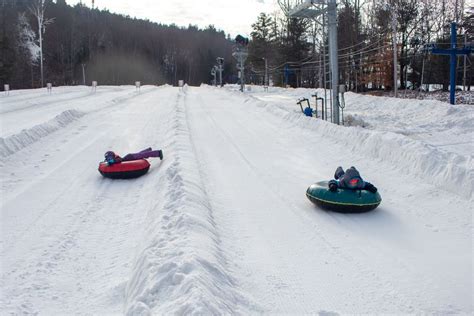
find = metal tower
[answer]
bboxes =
[290,0,340,124]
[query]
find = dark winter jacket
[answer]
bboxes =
[329,166,377,193]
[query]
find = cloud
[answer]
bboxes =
[66,0,279,36]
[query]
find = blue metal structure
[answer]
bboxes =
[429,22,472,105]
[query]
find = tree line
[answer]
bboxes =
[0,0,234,89]
[1,0,472,92]
[247,0,473,91]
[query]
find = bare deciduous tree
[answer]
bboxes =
[29,0,54,87]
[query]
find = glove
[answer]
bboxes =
[328,180,338,192]
[365,183,377,193]
[334,166,344,180]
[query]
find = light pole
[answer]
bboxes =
[82,63,86,85]
[262,57,268,89]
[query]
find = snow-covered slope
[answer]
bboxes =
[1,85,472,314]
[244,85,473,199]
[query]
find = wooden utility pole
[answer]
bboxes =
[392,5,398,98]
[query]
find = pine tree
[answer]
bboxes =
[248,12,277,82]
[278,17,309,87]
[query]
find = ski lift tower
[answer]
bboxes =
[232,35,249,92]
[216,57,224,87]
[211,66,218,86]
[289,0,340,124]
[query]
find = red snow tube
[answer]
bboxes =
[98,159,150,179]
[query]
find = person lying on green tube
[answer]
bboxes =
[328,166,377,193]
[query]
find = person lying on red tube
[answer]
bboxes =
[104,147,163,166]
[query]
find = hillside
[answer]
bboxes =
[1,85,472,314]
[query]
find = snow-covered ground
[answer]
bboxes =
[1,84,472,314]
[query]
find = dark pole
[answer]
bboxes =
[449,22,457,105]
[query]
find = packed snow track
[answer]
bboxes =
[1,85,472,314]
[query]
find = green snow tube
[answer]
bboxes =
[306,181,382,213]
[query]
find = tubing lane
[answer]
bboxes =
[124,87,259,315]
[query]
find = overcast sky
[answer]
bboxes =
[65,0,281,37]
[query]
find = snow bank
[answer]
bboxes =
[238,86,473,149]
[125,89,257,315]
[343,114,370,128]
[0,109,85,158]
[344,92,473,134]
[225,87,473,199]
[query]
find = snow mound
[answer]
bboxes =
[0,109,85,158]
[125,90,258,315]
[344,114,370,128]
[344,92,474,133]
